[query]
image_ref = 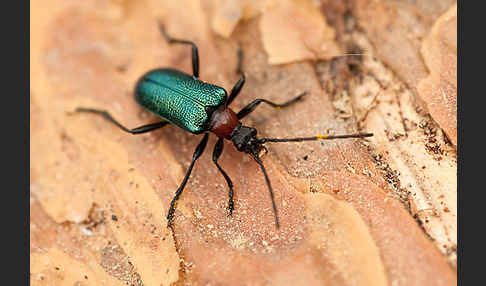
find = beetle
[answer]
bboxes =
[76,22,373,228]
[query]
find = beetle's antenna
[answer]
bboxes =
[252,153,280,229]
[259,132,373,143]
[329,53,367,57]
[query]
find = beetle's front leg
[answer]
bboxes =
[212,137,235,215]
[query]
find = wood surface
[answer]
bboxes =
[30,0,457,285]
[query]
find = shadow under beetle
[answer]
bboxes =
[76,22,373,229]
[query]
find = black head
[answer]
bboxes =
[230,124,264,155]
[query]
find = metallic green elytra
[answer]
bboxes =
[135,68,227,134]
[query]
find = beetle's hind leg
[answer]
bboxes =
[212,137,235,215]
[75,108,169,134]
[158,21,200,78]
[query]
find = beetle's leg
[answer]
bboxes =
[235,43,244,76]
[236,92,307,119]
[212,137,235,215]
[227,75,245,107]
[158,21,199,78]
[167,133,209,227]
[75,108,169,134]
[227,44,245,106]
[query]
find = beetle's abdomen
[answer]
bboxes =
[135,68,227,134]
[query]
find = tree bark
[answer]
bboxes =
[31,0,457,285]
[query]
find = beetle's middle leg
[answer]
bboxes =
[227,44,246,106]
[158,21,200,78]
[212,137,235,215]
[167,133,209,227]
